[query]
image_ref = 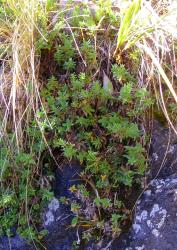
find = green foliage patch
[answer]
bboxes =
[37,61,152,240]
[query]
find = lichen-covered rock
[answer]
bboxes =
[149,120,177,179]
[43,163,83,250]
[0,235,34,250]
[115,174,177,250]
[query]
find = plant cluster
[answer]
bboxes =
[37,60,152,241]
[0,142,52,241]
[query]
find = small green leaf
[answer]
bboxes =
[71,217,78,227]
[119,82,132,103]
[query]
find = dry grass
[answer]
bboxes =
[114,0,177,131]
[0,0,47,150]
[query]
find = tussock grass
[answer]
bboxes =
[114,0,177,130]
[0,0,46,148]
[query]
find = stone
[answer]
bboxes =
[114,174,177,250]
[43,163,83,250]
[0,235,34,250]
[149,120,177,179]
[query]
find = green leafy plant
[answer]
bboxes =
[37,61,150,241]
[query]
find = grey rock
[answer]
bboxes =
[0,235,34,250]
[149,120,177,179]
[114,174,177,250]
[43,163,83,250]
